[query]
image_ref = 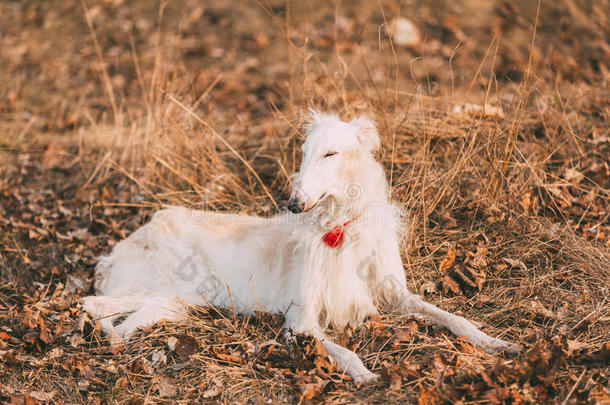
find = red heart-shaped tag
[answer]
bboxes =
[322,226,344,248]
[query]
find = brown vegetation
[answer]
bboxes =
[0,0,608,403]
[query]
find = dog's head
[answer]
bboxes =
[288,111,381,214]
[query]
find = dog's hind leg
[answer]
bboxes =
[82,295,186,338]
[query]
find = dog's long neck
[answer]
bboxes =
[303,158,401,329]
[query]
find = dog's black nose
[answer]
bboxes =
[287,199,304,214]
[288,188,308,214]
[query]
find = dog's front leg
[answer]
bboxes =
[375,238,520,354]
[284,321,378,383]
[319,335,379,383]
[397,292,520,354]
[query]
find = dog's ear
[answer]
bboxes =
[305,109,327,135]
[306,109,321,127]
[350,116,380,153]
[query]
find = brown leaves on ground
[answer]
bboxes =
[438,243,490,297]
[438,244,457,273]
[171,334,198,360]
[1,147,607,403]
[1,0,609,403]
[401,334,610,405]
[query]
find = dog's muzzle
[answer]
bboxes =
[287,189,307,214]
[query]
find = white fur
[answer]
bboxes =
[82,112,519,383]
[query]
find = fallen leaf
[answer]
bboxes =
[42,142,65,168]
[453,264,486,291]
[77,379,89,392]
[439,245,457,273]
[24,394,37,405]
[564,168,584,184]
[520,190,537,213]
[151,349,167,367]
[69,333,85,348]
[503,258,528,271]
[439,212,458,229]
[365,315,388,336]
[483,387,509,404]
[152,376,178,398]
[588,384,610,404]
[417,384,440,405]
[583,342,610,364]
[529,300,556,319]
[28,391,55,402]
[420,280,437,295]
[202,388,221,399]
[391,330,413,349]
[567,339,588,356]
[442,274,461,295]
[114,376,128,390]
[212,346,243,364]
[299,381,328,400]
[465,246,489,268]
[433,353,459,375]
[388,17,421,47]
[174,334,197,359]
[167,336,178,351]
[452,103,505,119]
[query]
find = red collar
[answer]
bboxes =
[322,213,360,248]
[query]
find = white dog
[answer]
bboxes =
[82,112,518,383]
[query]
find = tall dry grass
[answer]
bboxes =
[0,0,607,401]
[78,0,609,312]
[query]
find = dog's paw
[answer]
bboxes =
[352,371,380,384]
[484,338,521,355]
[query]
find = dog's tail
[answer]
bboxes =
[81,295,186,338]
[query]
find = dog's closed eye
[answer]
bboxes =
[324,151,338,158]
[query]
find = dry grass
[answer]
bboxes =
[0,0,608,403]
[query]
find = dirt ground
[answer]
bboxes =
[0,0,609,403]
